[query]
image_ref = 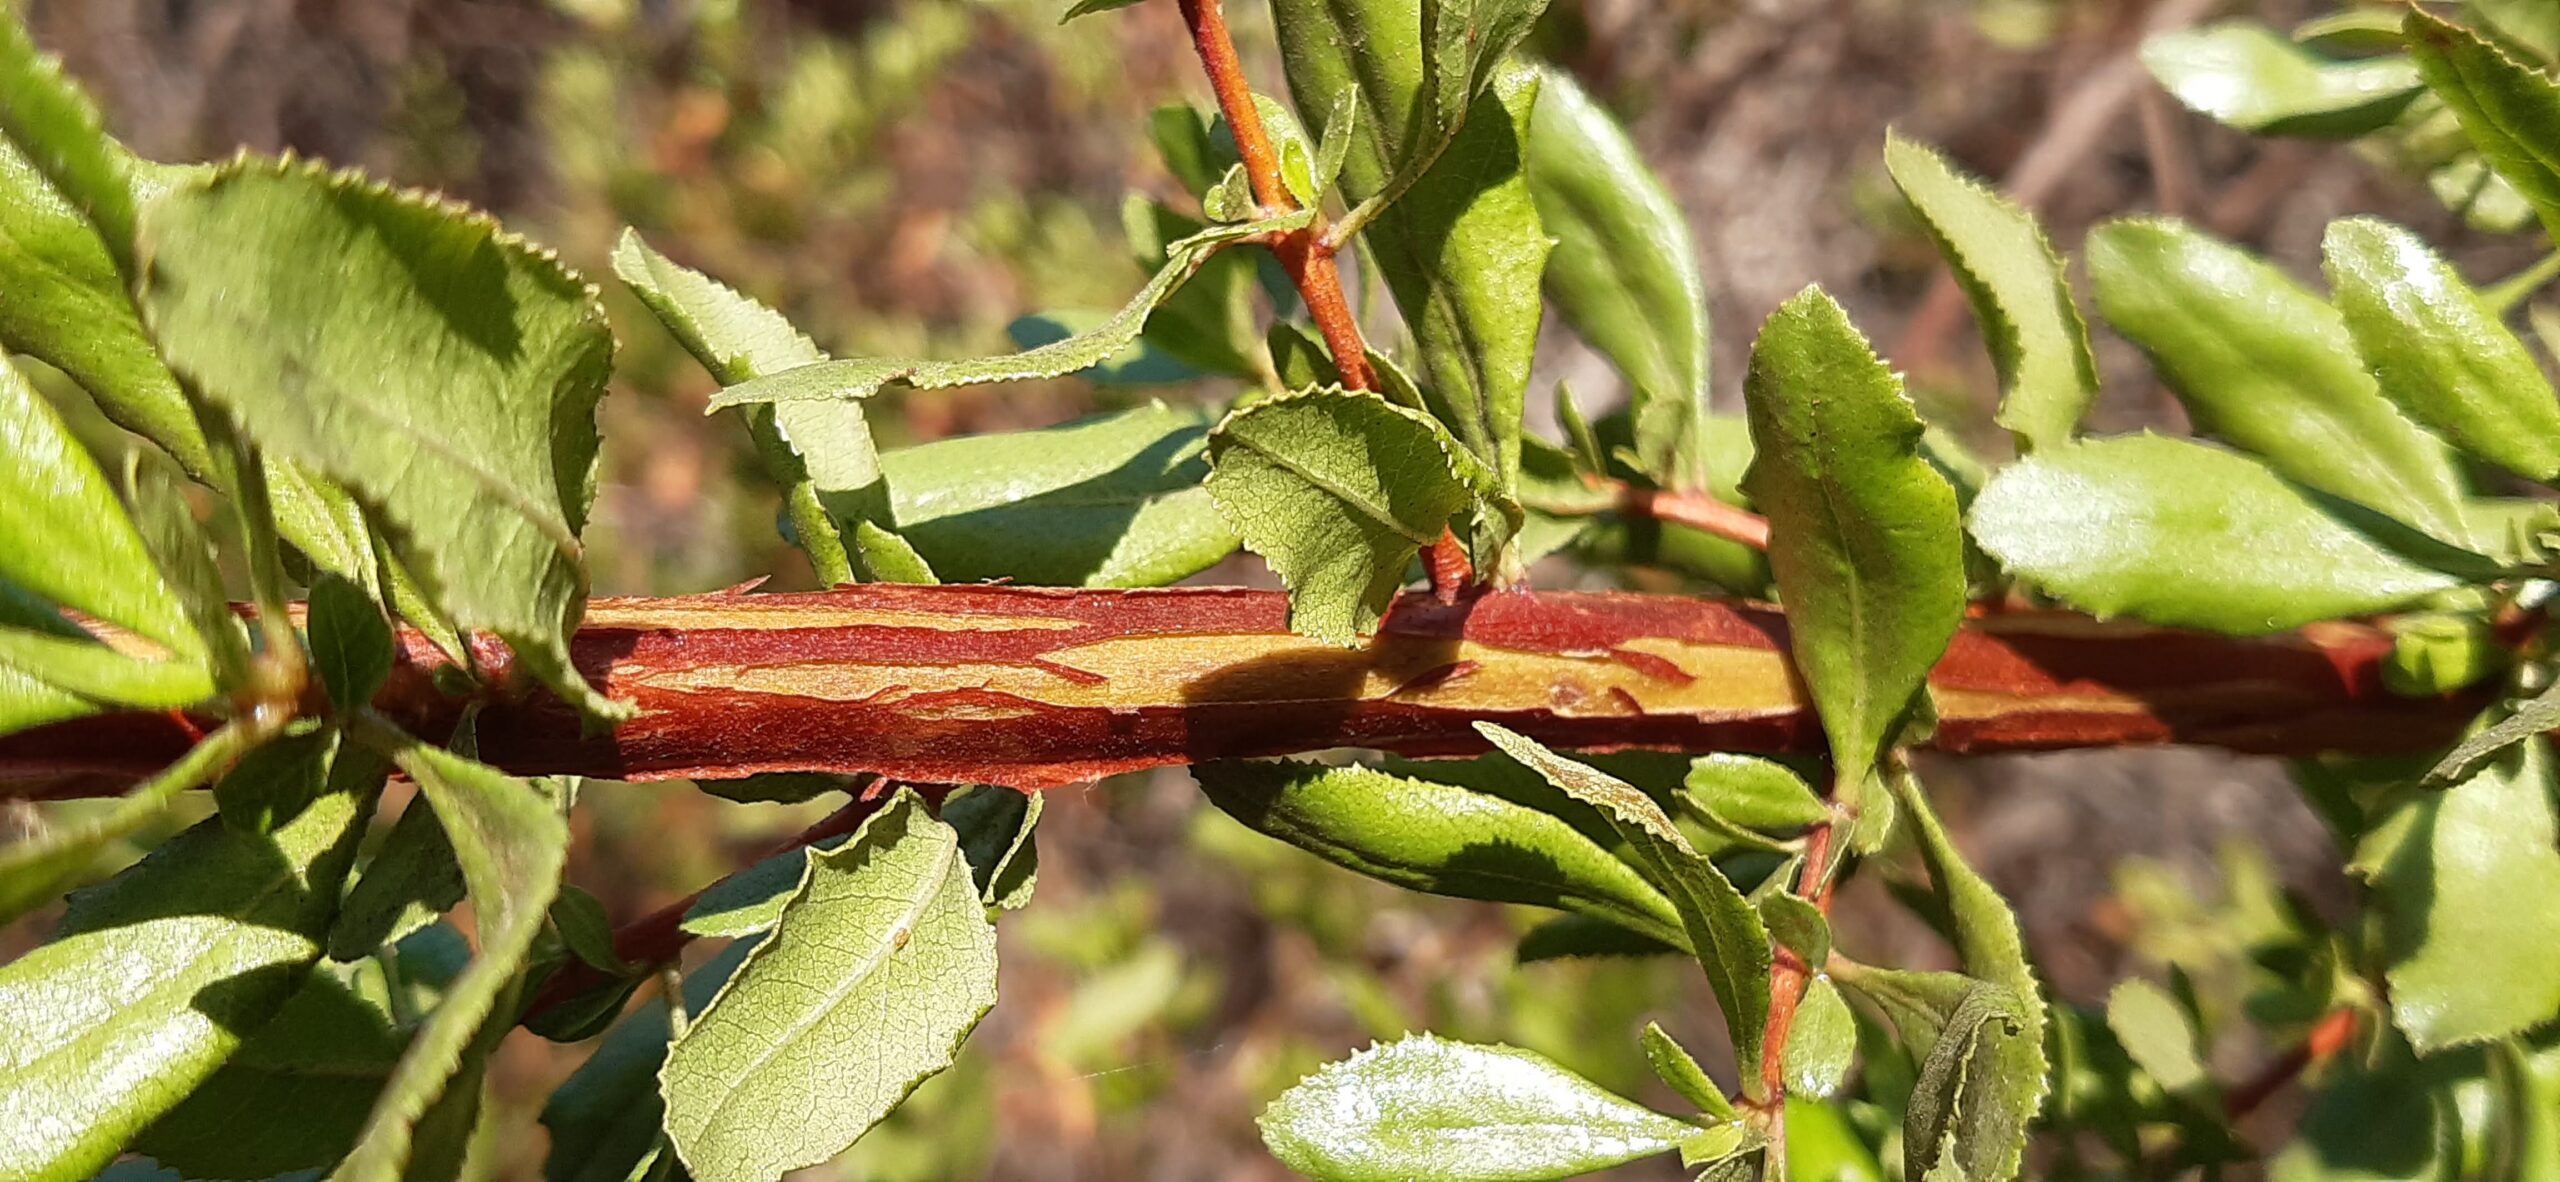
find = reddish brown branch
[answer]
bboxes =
[0,586,2486,798]
[2223,1007,2360,1122]
[1615,484,1773,551]
[1177,0,1378,392]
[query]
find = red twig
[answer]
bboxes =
[1617,484,1773,551]
[1751,810,1842,1129]
[2223,1007,2360,1122]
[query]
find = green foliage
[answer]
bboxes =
[1883,133,2098,454]
[141,160,621,720]
[1526,64,1712,488]
[659,790,997,1182]
[2408,7,2560,241]
[1742,288,1965,788]
[1970,435,2460,634]
[1256,1033,1711,1182]
[2086,217,2471,545]
[2141,22,2422,137]
[1207,385,1508,642]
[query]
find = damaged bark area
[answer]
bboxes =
[0,585,2480,795]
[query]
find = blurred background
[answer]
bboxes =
[11,0,2536,1176]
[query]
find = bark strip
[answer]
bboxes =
[0,585,2480,796]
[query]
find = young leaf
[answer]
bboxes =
[1195,758,1691,951]
[1258,1033,1696,1182]
[332,742,569,1180]
[540,938,757,1182]
[1206,385,1507,643]
[1784,975,1857,1100]
[308,572,396,713]
[0,359,203,663]
[2141,22,2422,137]
[1642,1022,1739,1120]
[2407,8,2560,242]
[705,211,1309,410]
[1060,0,1144,21]
[2354,737,2560,1053]
[0,724,252,926]
[1685,754,1831,835]
[878,403,1238,587]
[327,788,463,960]
[1883,133,2099,454]
[660,789,998,1182]
[2325,217,2560,484]
[1741,288,1965,783]
[139,160,623,720]
[132,958,409,1179]
[0,738,375,1181]
[1476,724,1776,1099]
[1526,64,1712,488]
[2086,218,2471,545]
[2104,979,2210,1096]
[1970,435,2460,635]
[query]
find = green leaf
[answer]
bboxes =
[2354,737,2560,1053]
[1271,0,1548,507]
[133,957,409,1179]
[943,786,1043,910]
[2142,22,2422,137]
[1514,914,1678,962]
[123,455,252,693]
[1784,1097,1886,1182]
[1207,385,1507,643]
[1476,723,1776,1100]
[705,212,1309,411]
[1970,435,2461,634]
[1258,1033,1695,1182]
[680,836,850,939]
[612,229,870,585]
[1526,63,1711,488]
[2105,978,2210,1096]
[0,15,164,268]
[0,722,251,925]
[1884,772,2049,1181]
[0,737,375,1182]
[139,160,622,720]
[1123,197,1268,381]
[1741,288,1965,783]
[332,741,569,1181]
[309,572,396,713]
[540,938,757,1182]
[1195,757,1690,951]
[2407,8,2560,242]
[2326,217,2560,484]
[0,359,202,662]
[1883,133,2099,454]
[660,789,998,1182]
[1685,754,1831,835]
[878,403,1239,587]
[327,788,463,960]
[1642,1022,1738,1120]
[1759,891,1832,969]
[2087,217,2471,545]
[1784,975,1857,1100]
[2269,1051,2455,1182]
[1060,0,1144,21]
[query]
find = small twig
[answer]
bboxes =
[1617,484,1773,551]
[2223,1007,2360,1122]
[517,782,918,1024]
[1748,806,1844,1142]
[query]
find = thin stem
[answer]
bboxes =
[1752,807,1843,1129]
[2223,1007,2359,1122]
[1619,484,1773,551]
[2486,250,2560,316]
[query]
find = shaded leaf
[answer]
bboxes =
[332,742,569,1180]
[1741,288,1965,782]
[1196,758,1689,951]
[2354,737,2560,1053]
[2087,217,2470,544]
[1970,435,2459,634]
[660,789,997,1182]
[2106,979,2210,1096]
[1258,1033,1694,1182]
[2143,22,2422,137]
[0,737,374,1181]
[309,572,395,714]
[1883,133,2098,454]
[327,788,462,961]
[879,403,1237,587]
[2325,217,2560,484]
[1207,385,1507,643]
[1526,64,1710,488]
[140,160,621,719]
[944,786,1043,910]
[540,938,757,1182]
[1514,915,1679,963]
[0,723,250,925]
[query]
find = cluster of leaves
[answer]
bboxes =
[2,0,2560,1179]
